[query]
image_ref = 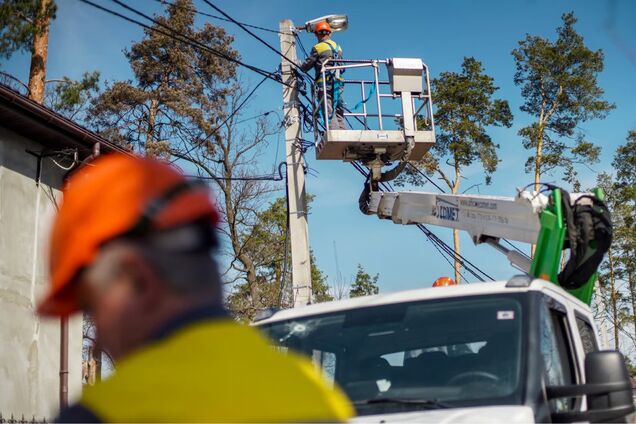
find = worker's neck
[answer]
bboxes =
[318,35,330,42]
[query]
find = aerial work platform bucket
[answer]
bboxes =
[313,58,435,167]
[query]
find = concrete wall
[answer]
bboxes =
[0,127,82,419]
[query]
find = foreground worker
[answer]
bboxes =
[38,154,353,422]
[300,20,347,130]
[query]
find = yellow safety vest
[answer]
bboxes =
[315,39,343,85]
[79,320,354,422]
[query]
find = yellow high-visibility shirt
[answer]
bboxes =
[77,319,353,422]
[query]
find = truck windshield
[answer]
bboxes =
[259,295,525,415]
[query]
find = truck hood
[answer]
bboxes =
[349,405,534,423]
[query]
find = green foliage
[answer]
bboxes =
[45,71,100,120]
[89,0,238,156]
[594,133,636,353]
[0,0,56,59]
[311,256,333,303]
[512,12,614,189]
[398,56,512,189]
[613,131,636,202]
[349,264,379,298]
[226,195,332,321]
[623,357,636,377]
[396,56,511,284]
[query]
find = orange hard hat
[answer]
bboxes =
[314,21,331,34]
[37,153,220,317]
[432,276,457,287]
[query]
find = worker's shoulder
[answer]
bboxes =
[80,320,353,422]
[315,39,340,53]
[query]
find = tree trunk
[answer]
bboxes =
[452,162,462,283]
[594,281,610,349]
[222,178,258,311]
[27,0,52,104]
[531,123,545,258]
[628,271,636,349]
[452,229,461,284]
[533,124,544,193]
[93,345,102,384]
[146,99,158,156]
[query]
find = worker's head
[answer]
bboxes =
[432,276,457,287]
[314,21,331,41]
[37,154,222,360]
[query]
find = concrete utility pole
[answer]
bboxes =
[279,20,312,307]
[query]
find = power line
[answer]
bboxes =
[108,0,284,82]
[78,0,291,183]
[199,0,313,79]
[351,161,492,282]
[80,0,290,88]
[407,162,446,192]
[378,177,491,282]
[294,32,309,57]
[154,0,283,34]
[407,162,529,264]
[187,161,286,182]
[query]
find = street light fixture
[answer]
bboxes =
[298,14,348,33]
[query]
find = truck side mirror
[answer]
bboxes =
[585,351,634,421]
[546,351,634,423]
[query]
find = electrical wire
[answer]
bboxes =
[407,162,531,265]
[200,0,313,79]
[351,161,492,282]
[80,0,290,88]
[196,0,319,111]
[176,71,271,159]
[79,0,494,281]
[378,177,489,282]
[187,161,286,182]
[154,0,283,34]
[278,164,291,306]
[294,32,309,57]
[407,162,446,193]
[502,238,531,260]
[108,0,286,83]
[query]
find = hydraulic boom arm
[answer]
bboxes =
[366,187,611,305]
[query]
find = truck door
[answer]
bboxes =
[539,297,582,414]
[574,313,599,355]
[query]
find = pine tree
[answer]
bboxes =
[398,56,512,283]
[512,12,614,192]
[226,196,332,321]
[89,0,238,156]
[0,0,57,103]
[349,264,380,298]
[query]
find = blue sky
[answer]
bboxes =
[3,0,635,293]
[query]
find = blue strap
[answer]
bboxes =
[329,78,344,120]
[317,40,342,83]
[315,40,344,126]
[351,84,376,111]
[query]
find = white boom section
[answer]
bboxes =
[368,190,551,272]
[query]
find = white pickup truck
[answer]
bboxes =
[256,276,634,423]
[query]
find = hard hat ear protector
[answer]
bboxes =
[123,179,218,251]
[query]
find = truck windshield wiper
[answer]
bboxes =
[353,397,451,409]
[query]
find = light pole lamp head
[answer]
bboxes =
[298,15,348,33]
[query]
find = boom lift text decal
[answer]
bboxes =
[434,198,459,222]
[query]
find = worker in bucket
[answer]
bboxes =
[300,20,347,130]
[38,154,353,422]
